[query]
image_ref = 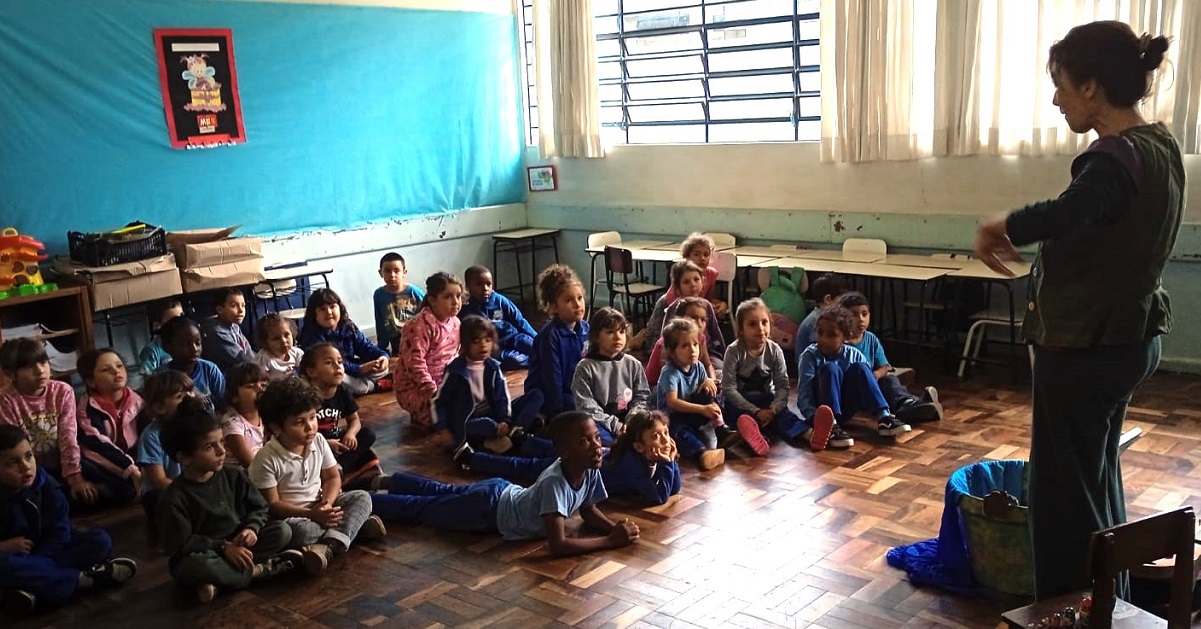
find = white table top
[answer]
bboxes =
[585,246,681,263]
[261,266,334,282]
[794,249,886,263]
[882,254,973,269]
[749,257,947,281]
[947,260,1032,280]
[615,239,675,250]
[733,254,782,268]
[725,245,805,257]
[645,241,737,252]
[493,228,560,239]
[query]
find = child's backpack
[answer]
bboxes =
[756,267,807,352]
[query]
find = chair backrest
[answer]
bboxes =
[603,246,636,277]
[1088,506,1196,629]
[711,251,737,306]
[843,238,887,255]
[589,231,622,249]
[705,232,737,248]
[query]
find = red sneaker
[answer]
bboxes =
[374,376,393,393]
[737,414,770,456]
[809,405,835,451]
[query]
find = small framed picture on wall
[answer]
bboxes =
[527,165,557,192]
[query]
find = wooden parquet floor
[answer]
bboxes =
[10,360,1201,629]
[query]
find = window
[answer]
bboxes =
[519,0,821,146]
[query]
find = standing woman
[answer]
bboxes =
[974,22,1183,598]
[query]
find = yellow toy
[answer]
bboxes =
[0,227,48,289]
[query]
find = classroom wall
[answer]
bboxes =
[525,143,1201,373]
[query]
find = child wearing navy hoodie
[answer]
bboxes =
[0,425,136,614]
[436,316,543,455]
[298,288,390,396]
[461,265,539,369]
[525,265,589,416]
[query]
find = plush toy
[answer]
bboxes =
[756,266,807,352]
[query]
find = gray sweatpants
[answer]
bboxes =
[285,490,373,550]
[171,520,292,589]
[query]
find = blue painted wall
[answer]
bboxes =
[0,0,525,252]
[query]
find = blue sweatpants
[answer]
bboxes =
[370,471,509,532]
[0,528,110,606]
[723,391,805,441]
[668,391,719,461]
[456,390,545,448]
[816,362,889,424]
[500,334,535,370]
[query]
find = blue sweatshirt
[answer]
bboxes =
[601,453,681,506]
[525,318,589,415]
[0,468,71,558]
[459,292,537,348]
[433,355,511,445]
[201,318,255,372]
[299,321,388,376]
[796,343,868,420]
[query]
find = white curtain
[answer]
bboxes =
[532,0,605,158]
[821,0,1200,163]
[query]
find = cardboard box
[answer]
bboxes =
[167,225,262,268]
[179,258,266,293]
[53,254,183,312]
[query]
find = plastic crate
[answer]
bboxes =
[68,222,167,267]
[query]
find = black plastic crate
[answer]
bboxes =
[68,222,167,267]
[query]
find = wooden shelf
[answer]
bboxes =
[0,284,93,357]
[0,285,87,308]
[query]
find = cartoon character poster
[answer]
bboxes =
[154,29,246,149]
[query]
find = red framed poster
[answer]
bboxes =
[154,28,246,149]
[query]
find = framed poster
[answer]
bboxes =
[154,28,246,149]
[527,165,557,192]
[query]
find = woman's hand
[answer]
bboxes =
[974,213,1024,277]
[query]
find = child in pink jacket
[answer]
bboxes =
[394,272,463,428]
[75,348,142,505]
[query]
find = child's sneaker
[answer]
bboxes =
[736,414,770,456]
[452,441,474,471]
[483,435,513,454]
[715,425,743,450]
[877,414,912,437]
[196,584,217,603]
[254,549,304,581]
[924,386,943,420]
[895,398,940,423]
[374,376,393,393]
[84,557,138,588]
[4,589,36,614]
[828,426,855,449]
[697,448,725,470]
[357,515,388,542]
[301,543,333,575]
[807,405,836,451]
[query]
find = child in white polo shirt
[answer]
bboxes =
[248,378,386,575]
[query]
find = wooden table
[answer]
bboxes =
[493,228,561,303]
[882,254,974,269]
[794,249,886,263]
[585,246,680,311]
[646,241,738,252]
[946,260,1032,377]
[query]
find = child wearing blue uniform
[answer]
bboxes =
[656,319,734,470]
[795,273,847,364]
[458,410,682,507]
[0,425,136,613]
[373,252,425,355]
[797,307,909,451]
[437,316,543,455]
[525,265,589,416]
[462,265,538,369]
[201,288,254,372]
[839,292,942,423]
[134,370,193,519]
[160,316,225,412]
[369,411,640,556]
[137,297,183,383]
[300,288,390,396]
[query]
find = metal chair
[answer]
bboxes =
[603,246,666,326]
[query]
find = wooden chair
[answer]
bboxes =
[1002,506,1198,629]
[603,246,666,326]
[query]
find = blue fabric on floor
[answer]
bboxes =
[885,459,1026,595]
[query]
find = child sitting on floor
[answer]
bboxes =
[437,316,543,456]
[369,411,640,556]
[646,296,720,389]
[0,340,94,507]
[662,232,725,317]
[394,272,463,429]
[656,319,738,470]
[721,298,807,454]
[160,316,226,412]
[134,370,193,519]
[373,252,424,356]
[646,260,726,362]
[157,396,303,603]
[526,264,589,417]
[201,288,254,372]
[0,425,137,614]
[301,344,381,489]
[571,308,651,446]
[75,348,142,505]
[795,273,847,360]
[253,313,303,381]
[458,409,682,507]
[460,265,538,369]
[299,288,390,396]
[797,307,910,451]
[138,297,183,381]
[839,292,943,423]
[249,378,386,575]
[220,363,270,470]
